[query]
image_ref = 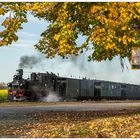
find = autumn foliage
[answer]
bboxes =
[0,109,140,138]
[0,2,140,61]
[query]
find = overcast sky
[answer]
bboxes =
[0,13,140,84]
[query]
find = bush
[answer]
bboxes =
[0,89,8,101]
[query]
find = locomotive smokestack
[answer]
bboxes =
[16,69,23,75]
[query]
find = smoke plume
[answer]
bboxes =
[18,52,137,85]
[18,55,44,69]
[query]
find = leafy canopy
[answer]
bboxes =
[0,2,140,61]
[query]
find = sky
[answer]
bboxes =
[0,13,140,85]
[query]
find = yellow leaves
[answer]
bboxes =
[90,5,102,14]
[57,39,77,56]
[59,45,65,54]
[122,35,127,45]
[31,3,48,11]
[0,40,7,46]
[105,43,115,50]
[96,15,106,24]
[108,8,118,19]
[62,23,76,31]
[54,34,60,41]
[0,8,7,15]
[106,38,111,42]
[121,13,127,19]
[1,109,138,138]
[2,19,10,28]
[120,35,137,45]
[89,114,140,138]
[127,38,132,43]
[62,3,68,10]
[1,2,140,61]
[121,26,127,31]
[118,37,121,43]
[136,2,140,7]
[131,38,137,44]
[76,5,82,11]
[19,2,53,14]
[59,40,66,46]
[32,3,40,10]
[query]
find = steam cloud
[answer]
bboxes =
[18,53,137,85]
[41,91,62,102]
[19,55,44,69]
[48,54,133,84]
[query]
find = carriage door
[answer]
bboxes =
[58,80,66,98]
[121,85,126,100]
[94,82,101,100]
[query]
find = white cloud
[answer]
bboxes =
[0,38,37,50]
[18,31,38,38]
[11,38,37,48]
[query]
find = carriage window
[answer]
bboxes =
[121,85,126,89]
[104,84,109,90]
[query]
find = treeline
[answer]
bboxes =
[0,82,7,89]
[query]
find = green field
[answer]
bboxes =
[0,89,8,101]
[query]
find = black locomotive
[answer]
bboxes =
[7,69,140,101]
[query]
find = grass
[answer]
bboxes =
[0,89,8,101]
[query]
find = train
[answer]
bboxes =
[7,69,140,101]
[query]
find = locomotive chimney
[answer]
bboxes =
[16,69,23,76]
[16,69,23,80]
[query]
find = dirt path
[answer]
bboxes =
[0,102,140,113]
[0,102,140,122]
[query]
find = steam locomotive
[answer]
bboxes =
[7,69,140,101]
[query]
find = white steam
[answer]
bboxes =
[42,91,62,102]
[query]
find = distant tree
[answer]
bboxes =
[0,82,7,88]
[0,2,140,62]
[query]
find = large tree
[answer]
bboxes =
[0,2,140,62]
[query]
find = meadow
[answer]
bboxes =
[0,89,8,101]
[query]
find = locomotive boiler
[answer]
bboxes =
[7,69,59,101]
[7,69,140,101]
